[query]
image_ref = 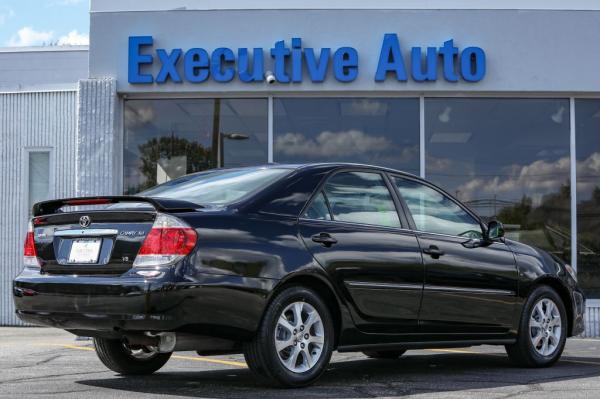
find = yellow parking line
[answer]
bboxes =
[172,354,246,368]
[39,343,247,368]
[427,348,479,354]
[57,344,95,351]
[42,343,600,369]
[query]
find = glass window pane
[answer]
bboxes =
[124,98,268,194]
[323,171,400,227]
[425,98,571,261]
[394,177,482,238]
[28,152,50,210]
[576,99,600,297]
[274,98,420,175]
[303,191,331,220]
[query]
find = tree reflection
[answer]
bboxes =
[128,136,213,193]
[490,185,571,261]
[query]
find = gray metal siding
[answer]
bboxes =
[0,91,78,325]
[76,78,118,197]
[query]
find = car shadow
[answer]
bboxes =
[76,353,600,398]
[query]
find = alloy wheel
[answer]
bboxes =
[274,301,325,373]
[122,343,160,360]
[529,298,562,356]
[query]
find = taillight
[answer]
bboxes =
[23,220,40,268]
[133,213,197,267]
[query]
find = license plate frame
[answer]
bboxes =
[68,238,102,264]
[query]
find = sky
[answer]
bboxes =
[0,0,89,48]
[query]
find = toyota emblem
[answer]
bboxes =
[79,216,91,228]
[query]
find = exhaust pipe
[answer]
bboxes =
[123,332,176,353]
[124,332,238,354]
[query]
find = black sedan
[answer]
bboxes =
[13,163,585,387]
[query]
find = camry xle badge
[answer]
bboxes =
[79,216,91,228]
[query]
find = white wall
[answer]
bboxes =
[0,48,88,92]
[89,9,600,94]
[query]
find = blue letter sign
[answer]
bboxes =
[127,35,486,85]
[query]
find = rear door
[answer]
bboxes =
[390,175,518,335]
[298,170,424,334]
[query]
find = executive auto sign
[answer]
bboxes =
[128,34,486,85]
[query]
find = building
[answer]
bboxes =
[2,0,600,334]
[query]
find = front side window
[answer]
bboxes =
[323,171,401,228]
[394,177,482,238]
[140,167,291,206]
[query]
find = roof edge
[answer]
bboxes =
[91,0,600,12]
[0,45,89,54]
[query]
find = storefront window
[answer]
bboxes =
[123,98,268,194]
[425,98,571,264]
[576,99,600,297]
[273,98,420,175]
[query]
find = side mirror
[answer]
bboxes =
[486,220,505,241]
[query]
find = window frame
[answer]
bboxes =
[302,190,334,221]
[22,147,55,217]
[298,167,410,230]
[389,173,486,239]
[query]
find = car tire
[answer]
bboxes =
[94,337,172,375]
[243,285,334,388]
[362,350,407,359]
[505,285,567,368]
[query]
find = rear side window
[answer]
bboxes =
[323,171,401,228]
[393,177,482,238]
[303,191,332,220]
[139,167,291,206]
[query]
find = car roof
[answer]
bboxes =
[232,162,421,179]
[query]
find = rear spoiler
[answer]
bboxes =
[32,196,201,217]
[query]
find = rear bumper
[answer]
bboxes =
[13,267,277,340]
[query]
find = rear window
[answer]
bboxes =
[138,167,292,206]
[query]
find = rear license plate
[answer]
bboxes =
[68,239,102,264]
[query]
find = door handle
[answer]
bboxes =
[423,245,444,259]
[311,233,338,247]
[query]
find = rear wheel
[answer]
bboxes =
[94,338,172,375]
[505,286,567,367]
[363,350,406,359]
[243,286,334,387]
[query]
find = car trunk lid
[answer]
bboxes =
[30,196,200,275]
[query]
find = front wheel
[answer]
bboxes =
[94,338,172,375]
[505,286,567,367]
[243,286,334,387]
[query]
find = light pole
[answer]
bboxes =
[217,132,249,168]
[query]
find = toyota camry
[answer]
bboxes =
[13,163,585,387]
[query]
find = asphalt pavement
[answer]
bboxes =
[2,327,600,398]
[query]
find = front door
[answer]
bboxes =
[298,170,424,334]
[391,175,519,335]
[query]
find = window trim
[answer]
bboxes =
[299,167,407,230]
[302,190,333,221]
[22,147,55,217]
[389,173,486,238]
